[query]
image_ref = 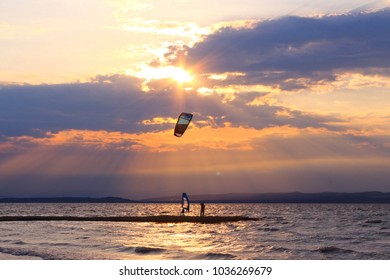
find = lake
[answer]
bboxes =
[0,203,389,260]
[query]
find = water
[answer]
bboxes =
[0,203,389,260]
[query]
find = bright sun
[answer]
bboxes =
[135,65,193,84]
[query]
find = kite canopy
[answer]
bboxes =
[174,112,193,137]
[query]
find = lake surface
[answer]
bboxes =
[0,203,389,260]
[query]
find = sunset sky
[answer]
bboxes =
[1,0,390,199]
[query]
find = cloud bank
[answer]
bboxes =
[184,9,390,89]
[0,77,342,140]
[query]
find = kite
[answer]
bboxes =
[174,112,193,137]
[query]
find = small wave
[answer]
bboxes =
[119,246,134,253]
[76,236,89,240]
[39,242,72,246]
[365,220,383,224]
[134,246,166,254]
[267,246,289,253]
[263,216,286,222]
[12,240,27,245]
[315,246,354,254]
[258,227,280,232]
[0,246,54,260]
[203,252,236,260]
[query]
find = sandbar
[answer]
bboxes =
[0,215,258,224]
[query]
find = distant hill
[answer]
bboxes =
[144,191,390,203]
[1,192,390,203]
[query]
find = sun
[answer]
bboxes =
[134,65,193,84]
[168,67,193,84]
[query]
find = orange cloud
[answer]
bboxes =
[141,117,176,125]
[1,123,389,190]
[1,124,321,154]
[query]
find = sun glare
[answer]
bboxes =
[135,65,193,84]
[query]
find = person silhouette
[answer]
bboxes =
[200,203,205,217]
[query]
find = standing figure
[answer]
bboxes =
[200,203,205,217]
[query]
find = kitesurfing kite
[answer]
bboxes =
[174,112,193,137]
[180,193,190,215]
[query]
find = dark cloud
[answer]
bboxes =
[188,91,342,131]
[185,9,390,89]
[0,76,178,136]
[0,75,341,138]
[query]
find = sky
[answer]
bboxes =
[1,0,390,199]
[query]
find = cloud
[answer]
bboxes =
[120,18,207,38]
[0,75,168,137]
[184,9,390,90]
[0,74,343,142]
